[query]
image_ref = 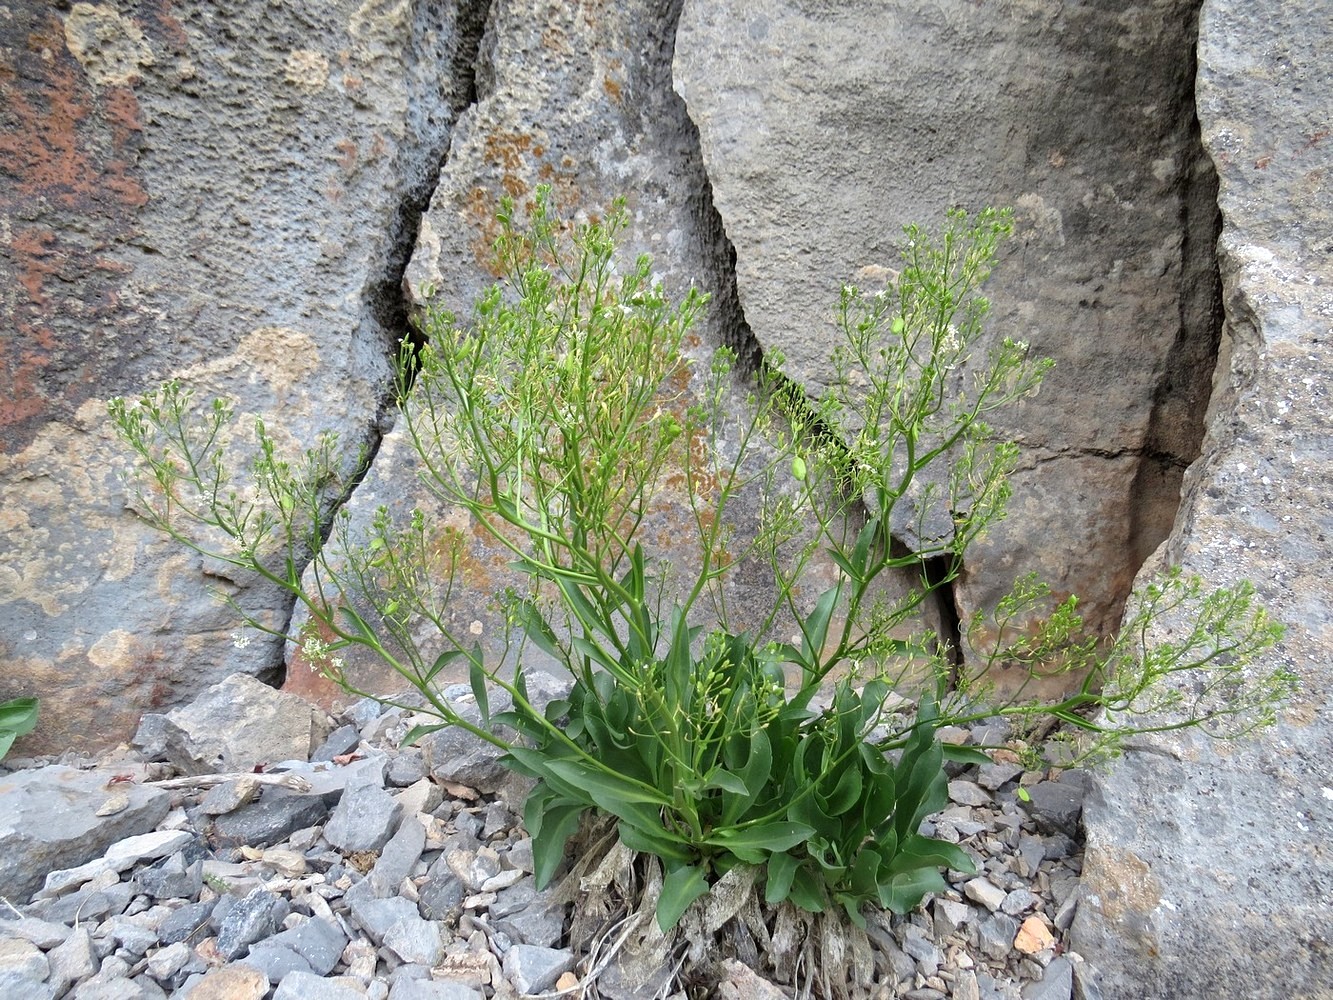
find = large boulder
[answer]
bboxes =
[674,0,1224,648]
[0,1,485,751]
[1071,0,1333,995]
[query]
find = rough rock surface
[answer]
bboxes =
[0,0,482,752]
[674,0,1225,644]
[1071,1,1333,996]
[291,0,863,698]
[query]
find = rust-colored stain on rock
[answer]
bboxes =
[0,9,149,454]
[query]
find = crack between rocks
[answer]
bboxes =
[264,0,495,688]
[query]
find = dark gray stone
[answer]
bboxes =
[202,790,330,850]
[236,942,316,982]
[385,750,427,788]
[215,888,285,960]
[272,971,365,1000]
[1022,780,1084,838]
[312,724,362,762]
[136,852,203,900]
[155,900,217,946]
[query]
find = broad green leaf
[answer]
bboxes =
[425,649,466,686]
[878,867,949,914]
[706,821,813,863]
[531,802,586,887]
[786,866,827,913]
[400,722,449,747]
[764,850,798,905]
[889,836,976,877]
[468,657,489,725]
[544,760,671,808]
[0,697,39,736]
[820,763,863,817]
[941,744,992,765]
[658,864,710,931]
[800,584,842,664]
[703,769,749,795]
[338,605,374,640]
[616,818,694,862]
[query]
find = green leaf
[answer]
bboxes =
[764,850,798,905]
[786,866,827,913]
[703,769,750,795]
[468,657,489,725]
[820,764,863,817]
[544,759,671,808]
[514,599,562,661]
[526,796,586,887]
[887,836,975,877]
[425,649,466,685]
[0,697,39,737]
[616,818,694,862]
[338,605,374,640]
[400,722,449,747]
[658,864,710,931]
[941,744,992,765]
[800,584,842,664]
[878,866,949,914]
[706,821,814,863]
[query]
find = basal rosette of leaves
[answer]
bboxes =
[110,187,1292,995]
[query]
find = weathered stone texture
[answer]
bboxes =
[1,1,476,752]
[674,0,1223,644]
[1072,0,1333,995]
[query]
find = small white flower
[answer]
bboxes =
[231,629,252,649]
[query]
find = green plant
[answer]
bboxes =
[109,188,1290,950]
[0,697,39,761]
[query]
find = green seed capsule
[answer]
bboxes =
[892,316,906,335]
[791,456,807,481]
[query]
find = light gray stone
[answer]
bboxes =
[948,780,993,808]
[272,971,366,1000]
[964,877,1007,913]
[347,896,419,946]
[502,944,575,996]
[235,943,315,983]
[151,674,327,774]
[0,766,170,902]
[1022,956,1073,1000]
[40,830,193,898]
[0,938,49,983]
[0,917,72,950]
[382,916,445,967]
[262,918,347,977]
[389,978,484,1000]
[324,782,402,853]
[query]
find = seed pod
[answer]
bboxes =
[791,456,807,481]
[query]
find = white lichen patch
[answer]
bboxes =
[63,3,155,87]
[284,49,330,93]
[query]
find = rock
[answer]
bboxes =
[1014,916,1056,955]
[0,938,49,982]
[381,916,445,967]
[948,780,993,808]
[502,944,575,996]
[717,958,787,1000]
[137,852,204,900]
[388,980,484,1000]
[271,971,367,1000]
[181,964,269,1000]
[1071,0,1333,995]
[311,725,362,763]
[203,791,332,852]
[323,783,402,853]
[148,674,327,774]
[362,815,426,899]
[1022,956,1073,1000]
[0,917,72,950]
[964,877,1008,913]
[675,0,1227,657]
[214,889,285,961]
[2,0,482,754]
[39,830,194,898]
[260,918,347,977]
[1021,780,1085,838]
[0,766,170,902]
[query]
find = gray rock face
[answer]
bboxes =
[0,766,170,902]
[1071,1,1333,997]
[674,0,1224,647]
[0,0,484,753]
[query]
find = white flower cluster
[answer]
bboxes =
[301,634,345,676]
